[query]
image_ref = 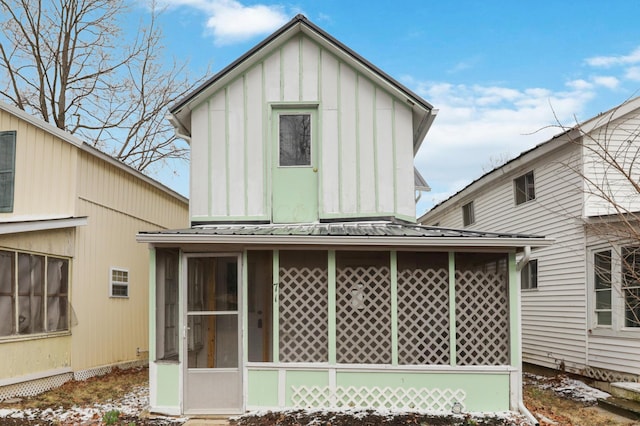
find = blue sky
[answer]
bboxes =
[140,0,640,216]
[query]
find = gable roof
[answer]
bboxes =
[168,14,437,154]
[419,96,640,222]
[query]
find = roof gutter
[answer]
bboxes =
[136,233,553,249]
[167,113,191,142]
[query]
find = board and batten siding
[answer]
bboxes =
[0,108,77,219]
[425,143,590,372]
[72,150,188,372]
[189,33,416,223]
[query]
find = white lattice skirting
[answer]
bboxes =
[291,385,466,412]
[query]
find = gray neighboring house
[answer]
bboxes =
[420,97,640,382]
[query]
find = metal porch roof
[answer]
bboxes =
[137,220,552,249]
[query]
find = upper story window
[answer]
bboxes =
[0,131,16,213]
[521,259,538,290]
[514,171,535,205]
[0,249,69,337]
[279,114,311,167]
[462,201,475,226]
[110,268,129,298]
[593,250,612,326]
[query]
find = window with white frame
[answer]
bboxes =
[521,259,538,290]
[110,268,129,298]
[621,247,640,328]
[462,201,475,226]
[514,171,535,205]
[593,250,612,326]
[0,249,69,337]
[0,131,16,213]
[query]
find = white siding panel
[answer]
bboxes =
[588,335,640,375]
[320,52,339,111]
[264,51,281,103]
[584,111,640,216]
[245,65,265,216]
[425,144,590,370]
[394,102,415,218]
[301,37,319,102]
[227,79,246,216]
[321,110,340,214]
[339,64,357,214]
[210,93,227,216]
[376,90,394,214]
[281,37,300,102]
[357,77,376,214]
[190,103,209,217]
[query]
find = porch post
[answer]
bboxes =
[508,251,520,367]
[272,249,279,363]
[448,251,457,366]
[390,250,398,365]
[328,250,337,364]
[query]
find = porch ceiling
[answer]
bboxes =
[137,220,553,249]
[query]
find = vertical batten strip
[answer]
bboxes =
[448,251,457,366]
[243,74,249,217]
[207,100,212,217]
[355,74,361,214]
[390,250,398,365]
[391,100,397,215]
[261,62,269,218]
[317,48,324,217]
[373,88,379,211]
[224,88,231,216]
[337,62,342,213]
[299,35,303,102]
[328,250,336,364]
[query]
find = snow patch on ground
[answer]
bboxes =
[524,372,611,405]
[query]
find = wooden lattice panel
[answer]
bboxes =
[336,266,391,364]
[291,385,466,412]
[455,270,510,365]
[279,266,328,362]
[398,268,450,365]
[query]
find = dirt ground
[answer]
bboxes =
[0,366,639,425]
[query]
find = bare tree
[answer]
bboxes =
[558,97,640,327]
[0,0,206,173]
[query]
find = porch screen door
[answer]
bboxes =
[184,255,242,414]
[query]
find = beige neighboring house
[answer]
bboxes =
[0,102,188,399]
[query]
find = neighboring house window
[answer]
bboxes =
[110,268,129,298]
[0,249,69,337]
[462,201,475,226]
[514,171,535,205]
[279,114,311,166]
[593,250,612,326]
[0,131,16,212]
[521,259,538,290]
[621,247,640,327]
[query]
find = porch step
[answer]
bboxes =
[610,382,640,403]
[183,418,230,425]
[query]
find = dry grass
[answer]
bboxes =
[5,367,147,410]
[524,385,638,426]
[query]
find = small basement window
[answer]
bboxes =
[514,171,535,205]
[110,268,129,298]
[462,201,475,226]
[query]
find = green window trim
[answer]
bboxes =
[0,130,16,213]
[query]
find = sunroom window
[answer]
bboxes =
[593,250,612,326]
[622,247,640,328]
[0,249,69,337]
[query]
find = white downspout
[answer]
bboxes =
[516,246,539,425]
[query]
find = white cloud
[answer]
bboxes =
[592,75,620,89]
[626,66,640,82]
[586,47,640,67]
[411,80,596,214]
[160,0,289,45]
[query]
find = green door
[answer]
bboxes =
[272,109,318,223]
